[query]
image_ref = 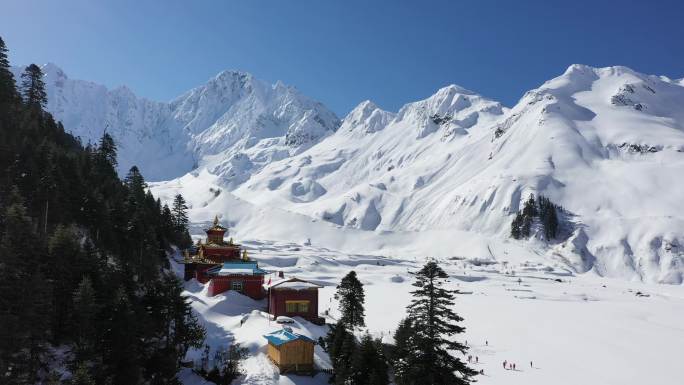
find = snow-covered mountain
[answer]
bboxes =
[11,64,340,182]
[18,63,684,284]
[222,64,682,284]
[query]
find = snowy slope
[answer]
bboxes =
[171,240,684,385]
[11,64,339,182]
[221,65,684,284]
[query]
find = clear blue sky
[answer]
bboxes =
[2,0,683,115]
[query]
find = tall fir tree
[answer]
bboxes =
[335,270,365,329]
[72,276,97,359]
[0,36,18,104]
[397,260,476,385]
[171,194,189,231]
[98,132,118,169]
[354,334,389,385]
[20,63,47,109]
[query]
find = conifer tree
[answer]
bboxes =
[510,212,523,239]
[522,193,536,218]
[171,194,189,231]
[392,317,418,383]
[72,276,97,358]
[335,270,365,329]
[125,166,147,203]
[332,330,358,385]
[20,63,47,108]
[0,36,18,103]
[398,260,476,385]
[98,132,118,169]
[354,334,389,385]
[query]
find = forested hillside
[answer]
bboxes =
[0,36,204,384]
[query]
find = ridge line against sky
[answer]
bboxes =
[1,0,683,115]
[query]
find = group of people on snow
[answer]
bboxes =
[502,360,533,371]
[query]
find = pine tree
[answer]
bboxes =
[98,132,118,169]
[510,212,523,239]
[103,287,141,384]
[332,330,358,385]
[522,193,536,218]
[21,63,47,109]
[401,260,476,385]
[392,317,418,383]
[72,276,97,358]
[354,334,389,385]
[125,166,147,203]
[171,194,189,230]
[335,271,365,329]
[0,36,18,103]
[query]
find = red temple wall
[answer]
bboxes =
[269,289,319,321]
[208,275,265,299]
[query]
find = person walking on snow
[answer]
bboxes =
[530,361,533,368]
[513,363,516,370]
[476,356,479,363]
[503,360,507,369]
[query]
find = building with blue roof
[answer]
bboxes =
[205,260,268,298]
[263,328,315,373]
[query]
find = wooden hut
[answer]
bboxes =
[263,329,315,373]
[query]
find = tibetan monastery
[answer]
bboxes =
[183,215,242,282]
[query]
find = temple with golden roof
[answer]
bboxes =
[183,216,246,282]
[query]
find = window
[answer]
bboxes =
[231,281,244,292]
[285,300,310,313]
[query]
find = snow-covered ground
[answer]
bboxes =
[171,237,683,385]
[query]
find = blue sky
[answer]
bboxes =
[2,0,683,115]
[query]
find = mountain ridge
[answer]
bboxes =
[14,62,684,283]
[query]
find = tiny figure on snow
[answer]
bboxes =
[503,360,507,369]
[530,361,533,368]
[476,356,479,363]
[513,363,516,370]
[485,340,488,346]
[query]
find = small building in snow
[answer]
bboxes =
[206,261,267,299]
[264,278,323,324]
[263,329,315,373]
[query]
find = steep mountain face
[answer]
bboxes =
[228,65,684,283]
[11,64,339,182]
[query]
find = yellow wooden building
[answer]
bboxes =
[263,328,315,373]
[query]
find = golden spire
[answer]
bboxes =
[213,215,219,227]
[242,249,249,261]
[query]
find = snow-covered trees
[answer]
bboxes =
[393,260,476,385]
[511,193,561,241]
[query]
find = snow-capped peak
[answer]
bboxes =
[339,100,394,135]
[395,84,505,138]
